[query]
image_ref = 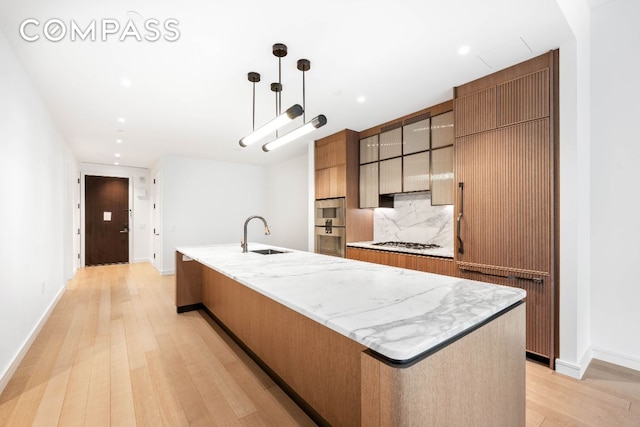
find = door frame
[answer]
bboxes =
[151,169,163,273]
[80,172,134,267]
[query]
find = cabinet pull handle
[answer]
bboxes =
[459,267,544,284]
[457,182,464,254]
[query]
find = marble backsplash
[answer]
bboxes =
[373,192,454,253]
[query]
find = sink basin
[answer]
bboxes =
[251,249,288,255]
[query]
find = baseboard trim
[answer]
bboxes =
[161,269,175,276]
[592,347,640,373]
[556,347,592,379]
[555,358,583,379]
[0,283,66,394]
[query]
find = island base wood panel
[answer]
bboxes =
[201,266,365,427]
[175,251,202,312]
[361,303,526,427]
[177,249,526,426]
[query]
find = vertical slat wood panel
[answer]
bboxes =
[459,271,551,360]
[455,118,550,276]
[345,247,458,278]
[497,69,550,127]
[454,87,496,137]
[453,52,558,364]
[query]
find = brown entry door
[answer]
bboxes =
[85,176,130,266]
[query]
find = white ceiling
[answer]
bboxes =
[0,0,573,168]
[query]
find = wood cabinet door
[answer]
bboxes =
[315,169,328,199]
[455,118,551,277]
[315,165,346,199]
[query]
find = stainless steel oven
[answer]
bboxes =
[315,197,345,227]
[314,198,346,257]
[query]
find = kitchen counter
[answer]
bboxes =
[176,243,522,361]
[175,243,526,426]
[348,240,454,258]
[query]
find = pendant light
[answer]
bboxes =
[239,44,303,148]
[262,58,327,152]
[239,43,326,151]
[262,114,327,152]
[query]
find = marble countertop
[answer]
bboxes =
[176,243,525,362]
[347,241,454,258]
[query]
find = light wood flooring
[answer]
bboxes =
[0,263,638,426]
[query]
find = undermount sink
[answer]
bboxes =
[251,249,288,255]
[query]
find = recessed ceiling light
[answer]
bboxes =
[116,139,123,144]
[115,153,121,158]
[357,96,366,103]
[114,161,120,166]
[117,117,125,123]
[458,45,470,55]
[121,78,132,87]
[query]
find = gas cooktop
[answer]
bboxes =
[372,241,442,250]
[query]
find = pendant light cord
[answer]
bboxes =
[302,68,306,123]
[278,56,282,116]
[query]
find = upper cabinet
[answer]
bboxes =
[403,151,429,192]
[359,134,393,208]
[315,131,349,199]
[357,102,455,208]
[430,111,455,205]
[403,116,430,154]
[379,126,402,160]
[402,115,431,193]
[359,135,379,164]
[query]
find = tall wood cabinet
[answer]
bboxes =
[315,130,373,245]
[454,51,559,367]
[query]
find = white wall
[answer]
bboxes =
[158,153,313,274]
[265,153,310,251]
[556,0,640,376]
[589,0,640,371]
[159,155,270,274]
[0,29,76,391]
[79,163,152,264]
[555,0,593,378]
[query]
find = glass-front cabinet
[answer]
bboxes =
[358,109,454,207]
[430,111,454,205]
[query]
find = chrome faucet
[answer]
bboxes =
[242,215,271,253]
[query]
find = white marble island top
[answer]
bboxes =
[176,243,525,362]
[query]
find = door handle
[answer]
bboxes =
[457,182,464,254]
[120,230,129,233]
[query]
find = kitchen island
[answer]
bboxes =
[175,243,526,426]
